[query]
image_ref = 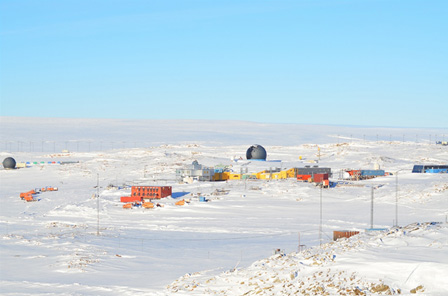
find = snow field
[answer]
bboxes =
[1,138,447,295]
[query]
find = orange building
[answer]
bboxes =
[131,186,172,200]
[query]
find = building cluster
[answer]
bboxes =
[176,161,333,186]
[3,142,447,211]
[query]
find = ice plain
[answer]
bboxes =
[1,117,447,295]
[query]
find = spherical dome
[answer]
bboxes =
[246,144,267,160]
[3,157,16,169]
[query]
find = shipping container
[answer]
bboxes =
[228,173,241,180]
[142,202,154,208]
[222,172,232,180]
[313,173,329,183]
[175,199,185,206]
[24,195,35,202]
[347,170,361,176]
[333,230,359,241]
[361,170,385,176]
[297,174,312,181]
[426,168,448,173]
[120,196,142,203]
[20,190,36,198]
[213,173,222,181]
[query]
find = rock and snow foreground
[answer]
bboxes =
[168,222,448,295]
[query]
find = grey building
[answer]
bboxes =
[176,160,215,182]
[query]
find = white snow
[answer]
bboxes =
[1,117,447,295]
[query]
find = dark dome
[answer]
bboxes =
[3,157,16,169]
[246,144,267,160]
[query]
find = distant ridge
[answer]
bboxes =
[1,117,446,147]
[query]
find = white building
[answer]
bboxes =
[176,160,215,182]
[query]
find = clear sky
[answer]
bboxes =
[1,0,447,128]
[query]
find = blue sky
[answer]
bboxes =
[1,0,447,128]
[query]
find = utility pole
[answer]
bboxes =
[395,169,404,227]
[395,173,398,227]
[97,173,100,236]
[319,185,323,246]
[370,187,374,229]
[298,232,305,252]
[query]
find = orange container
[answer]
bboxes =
[297,174,312,181]
[121,196,141,203]
[143,202,154,208]
[24,195,34,202]
[175,199,185,206]
[333,231,359,241]
[20,190,36,199]
[314,173,329,183]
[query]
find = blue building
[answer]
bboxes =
[412,165,448,173]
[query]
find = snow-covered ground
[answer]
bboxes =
[1,118,447,295]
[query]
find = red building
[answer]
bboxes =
[120,186,172,203]
[132,186,172,200]
[313,173,329,183]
